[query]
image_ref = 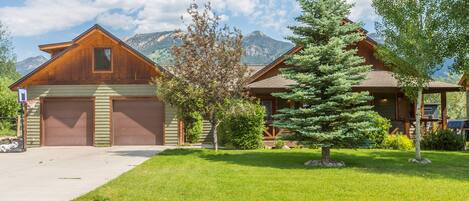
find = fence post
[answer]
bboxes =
[17,115,21,137]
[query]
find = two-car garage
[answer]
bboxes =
[41,98,164,146]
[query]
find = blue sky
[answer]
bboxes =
[0,0,379,61]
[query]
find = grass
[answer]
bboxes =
[0,128,16,138]
[76,148,469,201]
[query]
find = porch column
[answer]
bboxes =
[466,92,469,118]
[441,92,448,129]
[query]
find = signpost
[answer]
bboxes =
[18,88,27,151]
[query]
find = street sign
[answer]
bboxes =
[18,88,27,103]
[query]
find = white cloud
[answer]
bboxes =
[97,12,135,30]
[346,0,379,29]
[0,0,377,37]
[0,0,259,36]
[0,0,104,36]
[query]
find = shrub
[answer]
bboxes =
[183,111,203,144]
[365,112,391,147]
[382,134,414,150]
[0,78,19,131]
[274,140,285,149]
[218,99,265,150]
[421,129,465,151]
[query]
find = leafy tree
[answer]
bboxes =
[0,22,19,80]
[0,77,19,132]
[155,3,248,150]
[0,21,20,134]
[372,0,468,162]
[273,0,374,166]
[183,111,203,144]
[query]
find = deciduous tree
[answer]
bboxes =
[155,3,248,150]
[0,22,19,80]
[372,0,468,163]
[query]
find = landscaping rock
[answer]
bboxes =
[264,145,272,149]
[408,158,432,165]
[281,145,290,150]
[304,160,345,168]
[0,137,25,153]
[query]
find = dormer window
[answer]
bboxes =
[93,48,112,72]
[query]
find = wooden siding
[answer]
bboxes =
[25,84,178,147]
[199,120,212,143]
[18,29,158,88]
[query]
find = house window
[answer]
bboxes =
[94,48,112,71]
[261,100,273,121]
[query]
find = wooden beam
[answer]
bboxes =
[404,120,411,137]
[178,120,185,145]
[441,92,448,129]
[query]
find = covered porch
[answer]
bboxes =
[247,70,461,139]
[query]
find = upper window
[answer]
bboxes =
[94,48,112,72]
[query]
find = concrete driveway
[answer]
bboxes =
[0,146,172,201]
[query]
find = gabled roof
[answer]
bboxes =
[248,19,379,85]
[10,24,167,90]
[248,46,302,83]
[247,22,460,92]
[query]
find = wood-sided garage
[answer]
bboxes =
[111,98,164,145]
[9,25,182,147]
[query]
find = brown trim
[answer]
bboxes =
[109,96,165,146]
[178,120,184,145]
[395,93,399,120]
[40,97,95,146]
[92,47,114,73]
[39,41,73,50]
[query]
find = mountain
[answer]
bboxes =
[242,31,294,64]
[367,33,384,44]
[125,30,294,65]
[16,55,48,75]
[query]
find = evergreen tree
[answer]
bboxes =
[273,0,373,166]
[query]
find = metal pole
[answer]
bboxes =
[20,104,25,151]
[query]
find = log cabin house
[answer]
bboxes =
[247,36,461,140]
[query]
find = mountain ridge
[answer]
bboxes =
[124,30,294,66]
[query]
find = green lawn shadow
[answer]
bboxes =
[162,148,469,182]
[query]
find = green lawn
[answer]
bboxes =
[0,128,16,138]
[76,148,469,201]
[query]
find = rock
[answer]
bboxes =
[264,145,272,149]
[281,145,290,150]
[408,158,432,165]
[304,160,345,168]
[0,138,24,153]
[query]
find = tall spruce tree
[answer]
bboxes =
[273,0,373,166]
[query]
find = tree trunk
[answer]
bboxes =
[414,89,423,161]
[321,146,331,163]
[210,119,219,151]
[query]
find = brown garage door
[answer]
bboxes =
[112,99,164,145]
[43,98,93,146]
